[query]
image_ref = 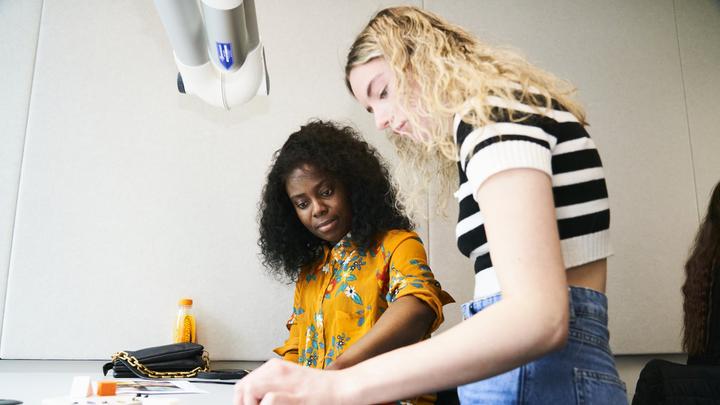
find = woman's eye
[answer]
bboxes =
[320,188,333,197]
[296,201,308,209]
[379,87,388,99]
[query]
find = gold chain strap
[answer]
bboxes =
[112,350,210,379]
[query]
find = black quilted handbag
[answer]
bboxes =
[102,342,209,378]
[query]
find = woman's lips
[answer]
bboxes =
[316,218,338,232]
[393,121,407,134]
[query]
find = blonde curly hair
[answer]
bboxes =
[346,6,587,217]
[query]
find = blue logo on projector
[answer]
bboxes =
[216,42,233,70]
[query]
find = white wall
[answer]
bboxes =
[0,0,44,347]
[677,0,720,205]
[1,0,718,376]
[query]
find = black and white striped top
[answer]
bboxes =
[454,95,612,298]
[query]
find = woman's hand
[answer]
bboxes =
[233,358,353,405]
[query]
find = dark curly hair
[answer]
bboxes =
[258,120,413,282]
[683,180,720,356]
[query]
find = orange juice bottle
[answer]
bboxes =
[173,298,196,343]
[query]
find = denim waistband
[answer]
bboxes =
[457,286,624,404]
[568,286,608,324]
[461,286,608,324]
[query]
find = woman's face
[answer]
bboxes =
[348,58,418,140]
[285,164,352,245]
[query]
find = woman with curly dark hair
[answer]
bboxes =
[683,180,720,365]
[258,120,453,404]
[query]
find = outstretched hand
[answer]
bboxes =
[233,358,352,405]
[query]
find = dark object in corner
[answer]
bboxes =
[436,387,460,405]
[632,359,720,405]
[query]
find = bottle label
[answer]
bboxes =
[182,315,192,342]
[174,313,196,343]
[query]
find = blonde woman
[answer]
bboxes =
[234,6,626,404]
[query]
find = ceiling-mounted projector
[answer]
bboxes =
[154,0,269,109]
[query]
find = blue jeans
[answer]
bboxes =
[457,287,627,404]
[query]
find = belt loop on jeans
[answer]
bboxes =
[567,287,576,321]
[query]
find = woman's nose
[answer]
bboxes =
[374,110,391,130]
[312,201,328,217]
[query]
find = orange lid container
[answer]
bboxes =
[96,381,117,396]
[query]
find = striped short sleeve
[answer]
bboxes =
[456,97,581,200]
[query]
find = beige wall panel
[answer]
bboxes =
[1,0,419,360]
[426,0,699,353]
[427,200,476,334]
[0,0,43,348]
[676,0,720,208]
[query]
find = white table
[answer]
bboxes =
[0,360,263,405]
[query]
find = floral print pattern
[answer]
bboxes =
[274,230,453,374]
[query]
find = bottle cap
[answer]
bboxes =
[178,298,193,306]
[96,380,117,396]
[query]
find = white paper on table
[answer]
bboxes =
[113,379,207,395]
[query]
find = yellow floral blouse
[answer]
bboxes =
[274,230,453,404]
